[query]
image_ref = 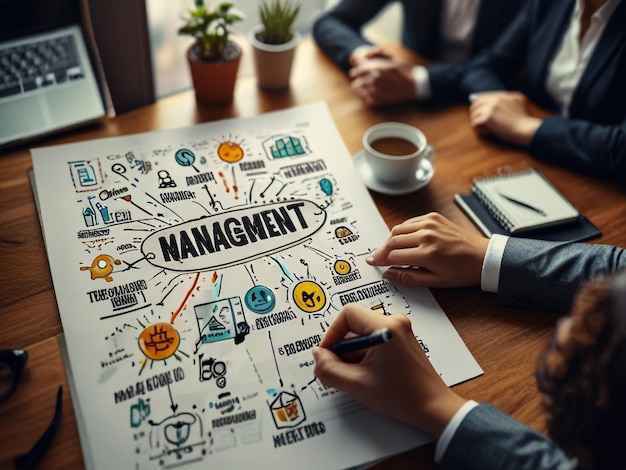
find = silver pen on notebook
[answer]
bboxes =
[498,192,546,216]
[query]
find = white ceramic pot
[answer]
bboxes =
[248,24,300,90]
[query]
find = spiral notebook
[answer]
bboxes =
[454,168,601,242]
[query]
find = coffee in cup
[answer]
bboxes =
[362,122,435,183]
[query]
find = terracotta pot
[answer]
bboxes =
[186,41,242,105]
[248,25,300,90]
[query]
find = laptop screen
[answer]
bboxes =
[0,0,107,148]
[0,0,82,42]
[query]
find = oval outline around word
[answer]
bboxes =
[141,199,327,272]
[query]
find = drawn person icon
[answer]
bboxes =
[158,170,177,188]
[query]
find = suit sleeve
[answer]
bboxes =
[498,238,626,313]
[312,0,391,73]
[529,115,626,185]
[440,404,572,469]
[427,61,481,103]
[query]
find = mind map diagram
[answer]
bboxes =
[33,105,481,470]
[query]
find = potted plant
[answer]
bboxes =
[248,0,301,90]
[178,0,244,104]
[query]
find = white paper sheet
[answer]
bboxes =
[31,102,482,469]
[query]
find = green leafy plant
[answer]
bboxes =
[178,0,244,61]
[258,0,301,45]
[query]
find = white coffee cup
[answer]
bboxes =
[362,122,435,184]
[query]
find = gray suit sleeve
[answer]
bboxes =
[440,404,572,469]
[498,238,626,313]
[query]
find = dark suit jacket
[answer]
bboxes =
[462,0,626,185]
[312,0,525,102]
[441,404,572,469]
[498,237,626,313]
[441,241,625,466]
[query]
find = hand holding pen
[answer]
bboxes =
[312,304,467,436]
[330,328,392,355]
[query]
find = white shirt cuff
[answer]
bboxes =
[481,234,509,293]
[411,65,431,100]
[350,45,377,64]
[434,400,479,463]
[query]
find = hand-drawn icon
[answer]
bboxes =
[292,280,326,313]
[95,201,113,224]
[80,254,121,282]
[269,391,306,429]
[333,260,351,275]
[82,207,97,227]
[175,148,200,172]
[158,170,177,188]
[130,398,151,428]
[69,160,101,191]
[111,163,128,181]
[148,412,205,464]
[194,297,250,346]
[319,178,333,196]
[268,135,305,159]
[198,353,227,388]
[335,226,353,238]
[217,141,244,163]
[138,323,181,361]
[244,285,276,314]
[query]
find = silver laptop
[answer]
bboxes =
[0,24,105,148]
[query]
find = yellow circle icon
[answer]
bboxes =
[138,323,180,360]
[217,141,244,163]
[333,260,351,275]
[292,280,326,313]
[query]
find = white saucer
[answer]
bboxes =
[352,150,434,196]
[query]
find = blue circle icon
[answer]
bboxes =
[244,285,276,314]
[175,148,196,167]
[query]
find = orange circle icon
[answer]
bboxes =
[138,323,180,360]
[217,141,244,163]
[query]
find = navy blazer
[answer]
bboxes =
[441,404,572,469]
[312,0,526,102]
[498,237,626,313]
[462,0,626,185]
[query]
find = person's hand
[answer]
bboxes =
[348,57,416,107]
[468,91,542,146]
[312,304,467,437]
[349,45,392,67]
[366,212,489,288]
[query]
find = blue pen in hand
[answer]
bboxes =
[330,328,392,355]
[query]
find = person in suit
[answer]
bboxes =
[464,0,626,185]
[312,0,526,106]
[313,212,626,468]
[313,272,626,468]
[365,212,626,313]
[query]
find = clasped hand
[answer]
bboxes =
[347,47,416,107]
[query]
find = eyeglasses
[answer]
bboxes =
[1,349,64,469]
[0,349,28,403]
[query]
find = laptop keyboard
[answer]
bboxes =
[0,34,83,99]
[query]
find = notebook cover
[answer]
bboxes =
[454,193,601,242]
[470,168,579,234]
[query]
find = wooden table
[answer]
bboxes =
[1,37,625,470]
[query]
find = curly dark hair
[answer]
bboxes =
[536,270,626,469]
